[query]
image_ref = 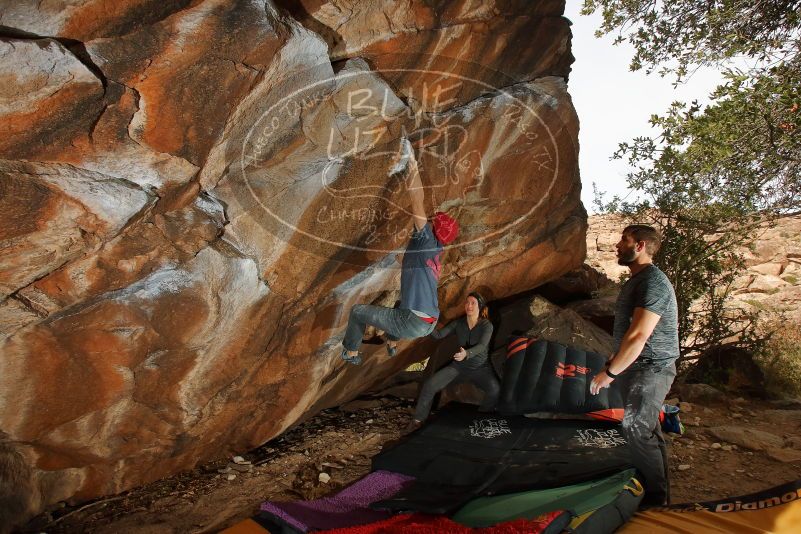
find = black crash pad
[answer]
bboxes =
[499,337,625,419]
[371,403,633,514]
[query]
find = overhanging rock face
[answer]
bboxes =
[0,0,585,509]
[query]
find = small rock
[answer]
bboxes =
[767,448,801,463]
[366,419,374,424]
[711,442,722,449]
[709,426,784,451]
[722,445,733,451]
[736,469,745,474]
[229,463,252,473]
[217,467,232,474]
[321,462,344,470]
[318,472,331,483]
[232,456,248,464]
[786,436,801,450]
[226,473,237,481]
[732,413,743,419]
[678,464,691,471]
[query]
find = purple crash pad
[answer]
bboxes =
[259,470,415,532]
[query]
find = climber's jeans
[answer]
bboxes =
[342,305,435,352]
[616,362,677,506]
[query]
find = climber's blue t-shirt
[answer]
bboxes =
[399,223,442,318]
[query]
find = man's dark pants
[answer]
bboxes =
[615,362,677,506]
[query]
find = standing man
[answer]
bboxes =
[340,140,459,365]
[590,225,679,507]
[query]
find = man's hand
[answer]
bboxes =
[453,347,467,361]
[590,371,614,395]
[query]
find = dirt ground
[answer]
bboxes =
[25,394,801,534]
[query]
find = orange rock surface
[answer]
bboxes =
[0,0,586,512]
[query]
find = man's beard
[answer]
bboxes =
[617,249,636,266]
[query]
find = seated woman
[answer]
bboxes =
[406,292,500,432]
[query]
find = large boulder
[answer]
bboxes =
[492,295,615,357]
[0,0,585,515]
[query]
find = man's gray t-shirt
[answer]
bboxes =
[613,265,679,367]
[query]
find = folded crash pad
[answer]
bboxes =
[453,468,642,533]
[371,403,633,514]
[240,470,414,533]
[499,337,624,419]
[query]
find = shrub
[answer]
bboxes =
[755,327,801,399]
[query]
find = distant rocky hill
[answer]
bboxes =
[586,213,801,324]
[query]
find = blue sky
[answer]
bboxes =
[564,2,726,212]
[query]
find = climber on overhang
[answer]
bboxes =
[340,139,459,365]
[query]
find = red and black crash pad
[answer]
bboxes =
[320,509,570,533]
[223,510,570,534]
[369,403,634,514]
[499,337,625,420]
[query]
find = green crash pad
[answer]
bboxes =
[452,468,639,528]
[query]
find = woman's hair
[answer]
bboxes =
[467,291,489,319]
